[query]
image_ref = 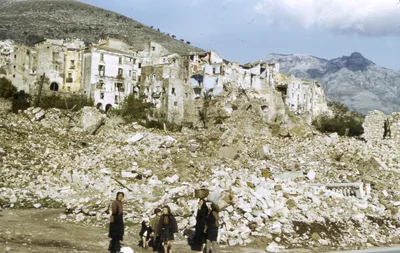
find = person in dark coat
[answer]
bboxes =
[108,192,125,253]
[193,198,208,252]
[205,202,219,253]
[156,205,178,253]
[150,208,162,252]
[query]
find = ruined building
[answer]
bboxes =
[0,38,328,124]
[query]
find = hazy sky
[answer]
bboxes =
[78,0,400,70]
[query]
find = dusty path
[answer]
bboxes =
[0,208,270,253]
[3,208,396,253]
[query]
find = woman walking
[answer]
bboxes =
[156,205,178,253]
[205,202,219,253]
[108,192,125,253]
[193,198,208,252]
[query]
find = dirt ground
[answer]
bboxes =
[0,208,286,253]
[1,208,382,253]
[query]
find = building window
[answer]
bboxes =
[138,76,141,82]
[129,70,132,77]
[100,53,104,62]
[133,58,137,64]
[115,95,119,104]
[66,73,73,83]
[138,63,142,68]
[132,72,137,81]
[118,57,122,64]
[115,82,124,92]
[151,46,156,51]
[118,68,123,76]
[174,101,178,106]
[70,60,75,69]
[67,86,71,91]
[213,67,216,74]
[100,92,104,99]
[152,74,156,82]
[98,65,105,77]
[171,88,176,95]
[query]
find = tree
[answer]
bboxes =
[0,77,17,99]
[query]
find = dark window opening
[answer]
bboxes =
[171,88,176,95]
[98,65,105,77]
[115,82,124,92]
[50,82,59,91]
[100,92,104,99]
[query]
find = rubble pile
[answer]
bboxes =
[0,106,400,251]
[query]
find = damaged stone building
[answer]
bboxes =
[274,73,328,120]
[0,40,14,69]
[82,38,143,111]
[0,37,328,124]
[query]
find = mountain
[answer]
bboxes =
[0,0,202,54]
[263,52,400,114]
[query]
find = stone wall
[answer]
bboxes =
[363,110,400,144]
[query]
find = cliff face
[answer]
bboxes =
[263,52,400,114]
[0,0,203,54]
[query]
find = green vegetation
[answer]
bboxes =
[38,94,93,111]
[11,91,31,113]
[0,77,17,99]
[117,94,182,131]
[312,102,364,137]
[117,94,153,122]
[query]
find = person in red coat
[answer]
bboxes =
[156,205,178,253]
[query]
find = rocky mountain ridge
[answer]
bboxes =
[263,53,400,114]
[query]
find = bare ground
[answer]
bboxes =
[0,208,273,253]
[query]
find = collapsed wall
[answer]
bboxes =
[363,110,400,144]
[1,106,400,251]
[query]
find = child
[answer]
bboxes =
[139,218,151,249]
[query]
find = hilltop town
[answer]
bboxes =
[0,38,328,125]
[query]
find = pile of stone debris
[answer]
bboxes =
[0,107,399,252]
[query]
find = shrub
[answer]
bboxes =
[118,94,153,122]
[0,77,17,99]
[313,102,364,137]
[11,90,31,113]
[39,94,93,111]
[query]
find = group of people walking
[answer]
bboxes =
[107,192,219,253]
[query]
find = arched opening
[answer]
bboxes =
[105,104,113,112]
[96,102,103,110]
[50,82,59,91]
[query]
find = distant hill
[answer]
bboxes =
[0,0,203,54]
[263,52,400,114]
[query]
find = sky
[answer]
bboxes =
[78,0,400,70]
